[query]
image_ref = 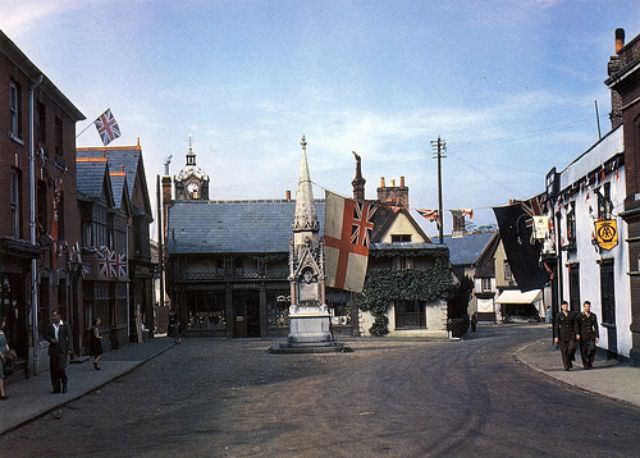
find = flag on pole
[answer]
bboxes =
[324,191,376,293]
[94,109,121,146]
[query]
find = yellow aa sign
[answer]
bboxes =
[594,219,618,251]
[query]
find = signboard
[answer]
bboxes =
[594,219,618,251]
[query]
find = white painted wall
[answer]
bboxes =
[554,129,631,357]
[381,213,426,243]
[358,300,448,336]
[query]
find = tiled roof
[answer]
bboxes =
[109,174,128,209]
[77,148,140,200]
[442,232,497,266]
[167,200,326,254]
[76,160,108,199]
[168,199,443,256]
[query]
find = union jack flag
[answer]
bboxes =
[350,200,376,249]
[97,246,111,277]
[94,109,121,146]
[111,253,127,279]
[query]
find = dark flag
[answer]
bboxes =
[493,203,549,292]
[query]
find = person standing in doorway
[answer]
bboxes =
[579,301,599,369]
[45,310,72,393]
[90,318,104,370]
[554,301,580,371]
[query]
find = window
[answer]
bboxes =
[395,256,413,270]
[57,191,65,241]
[569,263,580,312]
[37,180,47,236]
[504,261,512,281]
[391,234,412,243]
[10,170,21,238]
[54,116,63,157]
[567,202,576,249]
[481,278,492,292]
[9,80,22,139]
[37,102,46,146]
[93,205,108,248]
[600,259,615,325]
[597,183,612,220]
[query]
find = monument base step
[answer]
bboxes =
[268,341,353,354]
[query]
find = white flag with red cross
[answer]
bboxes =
[324,191,376,293]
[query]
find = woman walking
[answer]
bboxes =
[0,316,12,400]
[90,318,104,370]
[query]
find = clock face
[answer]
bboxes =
[187,181,200,193]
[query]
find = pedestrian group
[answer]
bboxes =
[554,300,599,371]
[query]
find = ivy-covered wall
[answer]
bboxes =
[356,254,451,335]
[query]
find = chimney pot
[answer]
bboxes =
[615,28,625,54]
[400,176,405,187]
[285,190,291,201]
[380,177,386,188]
[391,178,396,187]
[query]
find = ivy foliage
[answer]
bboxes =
[357,258,451,336]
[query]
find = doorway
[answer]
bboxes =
[233,290,260,337]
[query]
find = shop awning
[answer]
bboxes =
[495,289,541,305]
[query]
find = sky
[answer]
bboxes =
[2,0,639,238]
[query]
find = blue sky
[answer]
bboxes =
[2,0,639,237]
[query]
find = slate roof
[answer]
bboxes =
[77,148,140,200]
[109,174,128,210]
[168,199,443,255]
[76,160,108,199]
[442,232,497,266]
[168,200,326,254]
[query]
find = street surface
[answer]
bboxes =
[2,325,639,457]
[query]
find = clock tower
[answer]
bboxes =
[174,136,210,201]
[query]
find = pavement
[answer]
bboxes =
[0,338,176,435]
[515,334,640,409]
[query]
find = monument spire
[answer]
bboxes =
[293,135,319,235]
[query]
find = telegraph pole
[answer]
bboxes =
[431,137,446,244]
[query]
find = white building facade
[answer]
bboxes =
[548,127,632,357]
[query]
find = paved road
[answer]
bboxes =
[1,325,639,457]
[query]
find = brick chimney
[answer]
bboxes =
[608,28,625,129]
[377,176,409,208]
[451,210,466,238]
[161,175,172,242]
[352,151,366,201]
[285,190,291,201]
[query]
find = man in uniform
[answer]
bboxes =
[44,309,72,393]
[554,301,580,371]
[579,301,599,369]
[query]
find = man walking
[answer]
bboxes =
[579,301,599,369]
[44,310,72,393]
[554,301,580,371]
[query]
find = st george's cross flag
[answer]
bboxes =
[94,109,121,146]
[324,191,376,293]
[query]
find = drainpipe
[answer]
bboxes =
[29,74,44,375]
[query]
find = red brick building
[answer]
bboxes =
[0,31,85,373]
